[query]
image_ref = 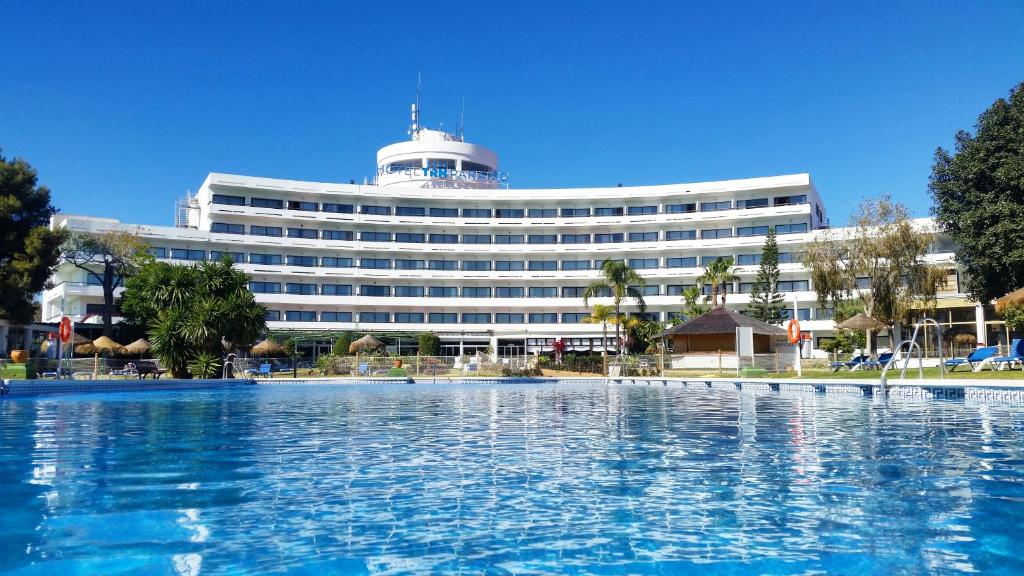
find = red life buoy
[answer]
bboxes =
[58,317,73,343]
[786,319,802,344]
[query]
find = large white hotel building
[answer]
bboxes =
[44,109,982,357]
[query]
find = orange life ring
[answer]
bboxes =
[58,317,73,343]
[786,319,802,344]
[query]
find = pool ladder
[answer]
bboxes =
[880,318,944,389]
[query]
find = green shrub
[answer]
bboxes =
[502,365,543,377]
[188,351,221,379]
[332,335,352,356]
[387,367,408,377]
[418,332,440,356]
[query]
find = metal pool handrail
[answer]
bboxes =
[880,318,944,387]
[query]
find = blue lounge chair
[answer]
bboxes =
[830,354,870,372]
[992,339,1024,370]
[863,352,895,370]
[245,363,272,378]
[944,346,998,372]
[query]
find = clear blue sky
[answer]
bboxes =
[2,1,1022,226]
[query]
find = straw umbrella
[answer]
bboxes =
[251,338,285,357]
[74,342,97,356]
[92,336,126,355]
[996,287,1024,314]
[124,338,151,356]
[837,313,888,356]
[349,334,384,374]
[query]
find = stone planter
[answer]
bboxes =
[10,350,28,364]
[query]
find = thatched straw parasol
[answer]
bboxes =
[124,338,152,355]
[73,333,90,344]
[996,287,1024,314]
[349,334,384,354]
[251,338,285,356]
[836,313,888,332]
[92,336,126,355]
[75,342,97,356]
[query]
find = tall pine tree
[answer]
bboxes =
[748,226,785,325]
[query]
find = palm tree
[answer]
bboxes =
[698,257,739,307]
[583,260,647,356]
[681,285,710,318]
[583,303,616,374]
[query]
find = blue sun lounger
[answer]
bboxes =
[992,339,1024,370]
[863,352,895,370]
[944,346,998,372]
[830,354,870,372]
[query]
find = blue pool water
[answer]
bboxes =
[2,382,1024,575]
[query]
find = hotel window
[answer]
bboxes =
[429,312,458,324]
[320,284,352,295]
[562,313,588,323]
[211,222,245,235]
[627,205,657,216]
[628,231,658,242]
[249,281,281,294]
[149,247,166,258]
[529,287,558,298]
[360,311,391,323]
[736,198,769,209]
[778,280,809,292]
[595,233,624,244]
[360,282,391,295]
[394,312,424,323]
[527,208,558,218]
[395,232,425,243]
[528,261,557,271]
[736,254,762,265]
[701,284,733,295]
[265,310,281,321]
[738,282,755,294]
[359,258,390,269]
[774,195,807,206]
[495,234,525,244]
[394,286,424,297]
[361,205,392,215]
[778,252,801,264]
[701,228,732,239]
[429,233,458,244]
[776,223,808,235]
[361,231,392,242]
[286,283,316,295]
[561,207,591,218]
[170,249,205,261]
[250,225,282,237]
[631,285,659,296]
[562,260,591,270]
[427,158,456,170]
[287,228,318,239]
[589,286,613,297]
[429,260,458,271]
[496,287,525,298]
[322,203,354,213]
[462,287,492,298]
[429,286,458,298]
[389,159,422,171]
[562,286,586,298]
[250,253,282,265]
[495,260,525,271]
[700,200,732,212]
[562,233,591,244]
[287,201,318,212]
[212,194,245,206]
[285,311,316,322]
[462,234,491,244]
[87,275,122,287]
[463,208,492,218]
[666,284,695,296]
[495,208,525,218]
[529,312,558,323]
[210,251,245,263]
[250,198,284,209]
[665,230,697,241]
[286,255,316,267]
[321,256,352,268]
[736,225,770,237]
[634,312,660,322]
[701,256,729,267]
[496,313,525,324]
[666,257,697,268]
[429,207,459,217]
[665,203,697,214]
[666,311,685,322]
[528,234,557,244]
[394,259,426,270]
[628,258,658,270]
[780,308,811,321]
[594,207,623,217]
[462,161,491,172]
[816,307,835,320]
[855,277,871,289]
[321,311,352,322]
[463,261,492,271]
[395,206,425,216]
[322,230,353,241]
[462,313,492,324]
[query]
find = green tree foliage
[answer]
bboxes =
[680,285,710,319]
[698,257,738,307]
[1000,304,1024,331]
[332,334,352,356]
[582,304,616,354]
[582,260,647,355]
[120,259,267,377]
[61,230,151,336]
[930,82,1024,303]
[748,227,785,324]
[418,332,440,356]
[187,351,222,379]
[0,151,64,324]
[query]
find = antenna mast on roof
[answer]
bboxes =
[409,73,421,137]
[458,97,465,141]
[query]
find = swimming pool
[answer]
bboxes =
[2,381,1023,574]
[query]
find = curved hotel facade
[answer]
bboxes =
[44,116,970,356]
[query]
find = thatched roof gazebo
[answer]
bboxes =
[996,287,1024,313]
[836,313,887,332]
[661,307,787,353]
[251,338,285,356]
[349,334,384,354]
[74,342,97,356]
[124,338,152,356]
[92,336,126,355]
